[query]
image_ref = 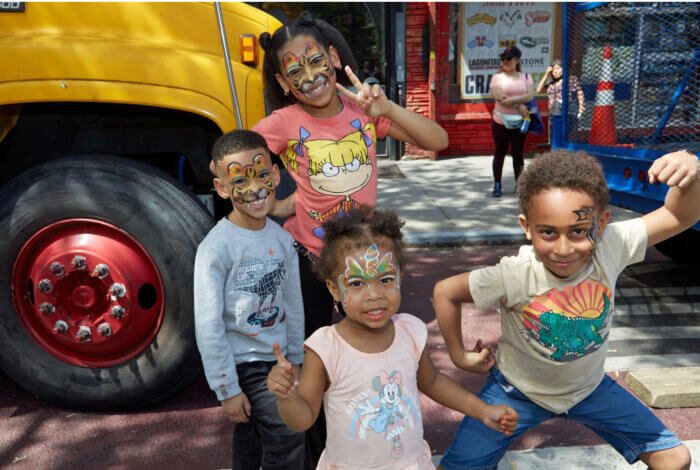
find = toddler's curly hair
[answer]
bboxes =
[314,206,405,281]
[517,151,609,214]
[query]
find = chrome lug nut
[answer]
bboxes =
[50,262,65,277]
[109,283,126,298]
[53,320,68,334]
[71,255,87,270]
[39,302,55,315]
[92,263,110,279]
[110,305,126,319]
[37,279,53,293]
[97,323,112,336]
[76,325,91,342]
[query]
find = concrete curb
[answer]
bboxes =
[404,228,526,246]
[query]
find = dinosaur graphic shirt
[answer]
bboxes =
[194,217,305,401]
[253,95,392,256]
[468,218,648,413]
[305,314,435,470]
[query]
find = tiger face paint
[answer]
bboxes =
[227,153,275,204]
[336,242,401,308]
[282,41,334,94]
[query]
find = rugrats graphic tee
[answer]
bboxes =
[468,218,648,413]
[305,314,435,470]
[253,95,392,256]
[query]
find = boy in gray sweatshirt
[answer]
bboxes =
[194,129,304,470]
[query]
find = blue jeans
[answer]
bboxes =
[233,361,305,470]
[440,368,682,470]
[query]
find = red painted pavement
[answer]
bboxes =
[1,246,697,468]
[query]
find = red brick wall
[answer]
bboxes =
[403,2,549,159]
[404,3,432,158]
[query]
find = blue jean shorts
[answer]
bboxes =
[440,368,682,470]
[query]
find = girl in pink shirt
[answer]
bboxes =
[267,208,518,470]
[255,14,448,465]
[254,10,448,336]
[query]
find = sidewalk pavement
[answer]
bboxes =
[376,156,640,245]
[377,155,700,469]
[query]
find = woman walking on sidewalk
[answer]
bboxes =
[489,46,535,197]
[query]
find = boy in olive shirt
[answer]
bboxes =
[435,150,698,470]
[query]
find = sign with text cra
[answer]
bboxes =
[460,2,555,99]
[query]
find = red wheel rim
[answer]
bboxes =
[11,219,165,368]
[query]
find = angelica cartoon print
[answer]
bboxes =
[282,119,376,239]
[351,369,420,459]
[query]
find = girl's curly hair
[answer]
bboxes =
[314,206,405,282]
[516,150,610,214]
[260,11,358,111]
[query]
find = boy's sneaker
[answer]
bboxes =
[492,182,502,197]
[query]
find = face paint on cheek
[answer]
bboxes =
[587,219,601,246]
[227,154,274,204]
[305,43,334,79]
[283,42,334,92]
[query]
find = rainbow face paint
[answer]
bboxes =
[282,42,334,92]
[227,153,275,203]
[337,243,400,305]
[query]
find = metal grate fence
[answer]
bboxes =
[564,2,700,155]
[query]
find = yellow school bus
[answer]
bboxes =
[0,2,281,410]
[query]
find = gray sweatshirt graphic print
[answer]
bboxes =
[194,218,304,400]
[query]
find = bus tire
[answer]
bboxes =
[0,156,214,410]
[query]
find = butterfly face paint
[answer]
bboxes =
[227,153,275,204]
[337,243,400,307]
[282,42,334,93]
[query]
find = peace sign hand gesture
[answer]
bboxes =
[336,66,393,117]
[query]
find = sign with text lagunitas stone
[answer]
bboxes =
[460,3,555,99]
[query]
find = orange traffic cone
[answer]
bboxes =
[589,46,616,146]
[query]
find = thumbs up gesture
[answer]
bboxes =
[267,342,300,399]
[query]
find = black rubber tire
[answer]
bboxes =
[0,156,214,410]
[654,229,700,264]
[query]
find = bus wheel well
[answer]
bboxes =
[0,102,222,189]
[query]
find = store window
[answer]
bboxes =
[258,3,384,83]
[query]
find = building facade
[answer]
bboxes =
[404,2,563,159]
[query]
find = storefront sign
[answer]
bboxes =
[460,3,555,99]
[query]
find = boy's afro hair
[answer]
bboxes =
[314,206,405,282]
[517,150,609,213]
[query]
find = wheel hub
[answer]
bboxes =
[11,219,165,368]
[72,285,96,309]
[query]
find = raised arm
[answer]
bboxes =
[267,344,327,432]
[642,150,700,247]
[417,348,518,435]
[336,66,448,151]
[536,67,552,94]
[433,273,494,374]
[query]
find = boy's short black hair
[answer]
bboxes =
[314,206,405,282]
[211,130,270,166]
[517,150,610,214]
